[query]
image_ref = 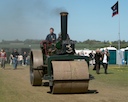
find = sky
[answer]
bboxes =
[0,0,128,41]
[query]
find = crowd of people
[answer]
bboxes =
[0,49,30,70]
[0,27,110,73]
[10,49,30,69]
[0,27,57,70]
[93,49,110,74]
[78,49,110,74]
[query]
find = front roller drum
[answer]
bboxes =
[51,61,89,93]
[52,80,89,94]
[30,49,43,86]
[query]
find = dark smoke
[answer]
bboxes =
[0,0,68,41]
[51,7,68,16]
[31,0,50,18]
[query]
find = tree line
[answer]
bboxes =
[0,39,128,49]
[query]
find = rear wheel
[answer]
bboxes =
[30,50,43,86]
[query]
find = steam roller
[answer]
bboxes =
[30,12,90,94]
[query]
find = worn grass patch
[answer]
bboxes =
[0,64,128,102]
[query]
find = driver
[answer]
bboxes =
[46,28,56,43]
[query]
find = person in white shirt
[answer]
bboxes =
[18,54,23,66]
[102,50,110,74]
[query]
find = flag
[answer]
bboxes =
[111,1,118,17]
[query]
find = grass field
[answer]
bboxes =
[0,64,128,102]
[90,65,128,87]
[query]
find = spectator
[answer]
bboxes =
[9,54,13,65]
[18,54,23,66]
[94,49,102,74]
[102,49,110,74]
[23,52,27,66]
[0,49,7,69]
[80,51,84,56]
[26,53,30,65]
[12,49,19,69]
[89,51,95,65]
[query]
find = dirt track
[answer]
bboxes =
[0,66,128,102]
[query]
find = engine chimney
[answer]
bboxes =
[60,12,68,40]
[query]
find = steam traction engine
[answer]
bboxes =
[30,12,90,94]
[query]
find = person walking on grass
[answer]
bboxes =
[0,49,7,69]
[9,54,13,65]
[94,49,102,74]
[12,49,19,70]
[89,51,95,65]
[102,49,110,74]
[23,52,27,66]
[18,54,23,66]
